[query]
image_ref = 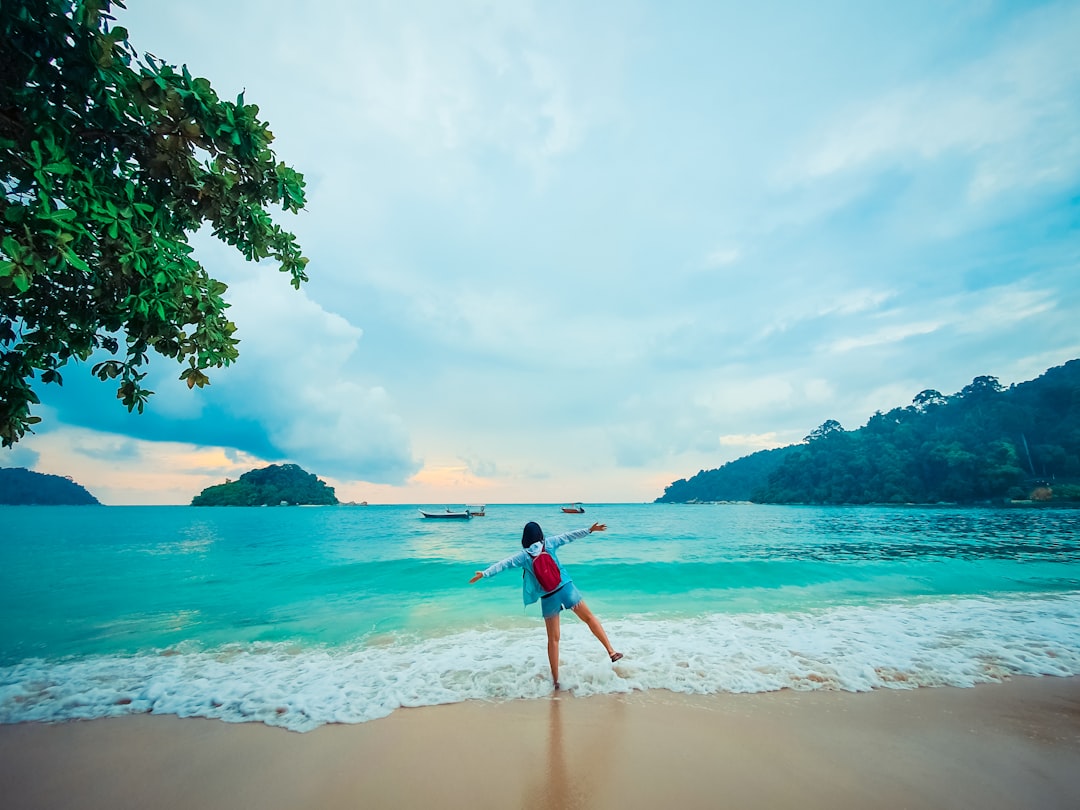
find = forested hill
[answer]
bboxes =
[0,467,101,505]
[656,446,797,502]
[658,359,1080,505]
[191,463,338,506]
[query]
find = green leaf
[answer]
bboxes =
[63,251,92,273]
[3,205,26,223]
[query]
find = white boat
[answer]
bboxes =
[419,507,472,519]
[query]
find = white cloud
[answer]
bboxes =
[717,432,785,450]
[282,0,600,172]
[794,2,1080,202]
[816,288,896,317]
[802,378,835,404]
[952,286,1057,334]
[692,374,795,420]
[820,284,1057,355]
[214,270,419,483]
[824,320,942,354]
[703,247,742,268]
[1,444,39,469]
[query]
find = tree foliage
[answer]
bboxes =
[754,361,1080,504]
[0,465,100,504]
[658,360,1080,505]
[655,446,796,503]
[191,463,337,506]
[1,0,308,446]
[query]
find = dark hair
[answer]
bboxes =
[521,521,544,548]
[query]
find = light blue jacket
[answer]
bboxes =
[480,528,591,606]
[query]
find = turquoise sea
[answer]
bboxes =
[2,503,1079,731]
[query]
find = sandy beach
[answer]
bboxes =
[2,676,1079,810]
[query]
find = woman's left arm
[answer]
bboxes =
[546,523,606,550]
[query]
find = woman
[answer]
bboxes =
[469,521,622,688]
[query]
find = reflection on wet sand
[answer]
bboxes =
[523,694,624,810]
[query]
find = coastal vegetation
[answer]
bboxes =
[0,466,100,504]
[191,463,337,506]
[658,446,796,503]
[658,359,1080,505]
[1,1,308,447]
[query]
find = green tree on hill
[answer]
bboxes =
[655,446,796,503]
[0,466,100,504]
[754,362,1079,504]
[192,464,337,506]
[1,0,308,447]
[658,360,1080,505]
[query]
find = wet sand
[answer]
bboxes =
[2,676,1079,809]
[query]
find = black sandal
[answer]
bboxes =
[610,652,623,663]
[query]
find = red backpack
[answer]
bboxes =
[530,544,563,592]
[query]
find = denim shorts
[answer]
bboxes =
[540,581,583,618]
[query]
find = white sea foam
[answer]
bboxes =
[2,593,1079,732]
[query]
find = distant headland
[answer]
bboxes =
[191,463,338,506]
[657,359,1080,506]
[0,467,101,505]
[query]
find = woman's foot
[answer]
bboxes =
[610,652,623,663]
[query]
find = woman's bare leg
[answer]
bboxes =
[570,600,619,658]
[544,613,561,686]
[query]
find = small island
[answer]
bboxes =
[191,463,338,506]
[0,467,101,505]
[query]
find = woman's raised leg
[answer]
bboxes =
[570,600,620,660]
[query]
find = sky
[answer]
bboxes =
[5,0,1080,505]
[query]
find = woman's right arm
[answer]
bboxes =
[469,550,527,583]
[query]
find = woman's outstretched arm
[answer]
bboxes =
[544,523,608,551]
[468,548,528,583]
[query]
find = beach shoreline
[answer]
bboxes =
[2,676,1079,810]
